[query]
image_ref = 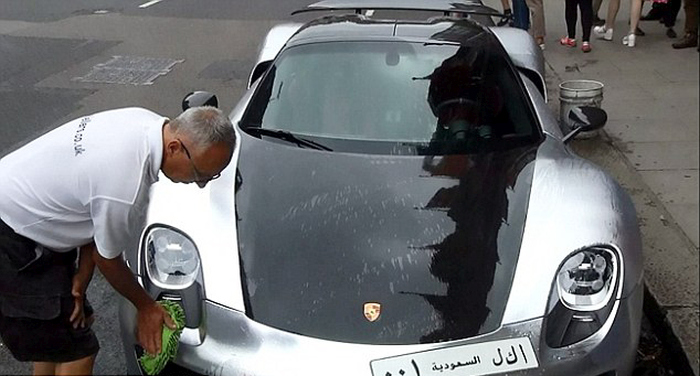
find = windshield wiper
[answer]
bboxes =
[245,127,332,151]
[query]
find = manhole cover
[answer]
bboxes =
[74,55,184,85]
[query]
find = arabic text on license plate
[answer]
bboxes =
[370,337,538,376]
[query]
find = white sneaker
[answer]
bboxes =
[622,33,636,47]
[593,25,614,41]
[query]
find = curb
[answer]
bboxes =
[642,285,697,376]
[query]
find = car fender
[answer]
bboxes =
[502,137,643,323]
[489,26,547,101]
[520,73,564,139]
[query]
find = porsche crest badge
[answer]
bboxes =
[363,302,382,322]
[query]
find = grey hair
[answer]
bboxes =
[169,106,236,150]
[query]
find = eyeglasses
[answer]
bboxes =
[178,139,221,186]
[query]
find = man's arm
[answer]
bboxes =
[70,242,97,328]
[92,250,175,355]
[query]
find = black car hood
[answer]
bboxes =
[235,135,538,345]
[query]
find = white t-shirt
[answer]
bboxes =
[0,107,166,259]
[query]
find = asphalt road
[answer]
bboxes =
[0,1,683,375]
[0,2,308,374]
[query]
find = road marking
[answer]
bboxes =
[139,0,164,8]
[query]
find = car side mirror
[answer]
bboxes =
[562,106,608,143]
[182,91,219,111]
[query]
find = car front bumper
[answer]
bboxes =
[119,284,642,376]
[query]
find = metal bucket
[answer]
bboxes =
[559,80,604,139]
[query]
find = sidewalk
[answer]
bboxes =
[485,0,699,372]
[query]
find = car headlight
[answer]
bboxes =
[557,247,617,311]
[545,245,621,348]
[144,226,201,290]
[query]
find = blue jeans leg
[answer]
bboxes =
[512,0,531,30]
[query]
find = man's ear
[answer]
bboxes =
[165,139,182,157]
[162,121,182,157]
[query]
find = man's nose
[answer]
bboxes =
[196,181,208,188]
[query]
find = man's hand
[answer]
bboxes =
[70,243,97,329]
[69,273,93,329]
[137,301,176,356]
[93,249,177,355]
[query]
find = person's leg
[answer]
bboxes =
[512,0,531,30]
[672,0,699,48]
[625,0,644,45]
[33,362,56,376]
[581,0,595,50]
[630,0,644,32]
[561,0,579,46]
[565,0,579,38]
[526,0,546,44]
[0,246,99,376]
[523,0,531,30]
[594,0,618,38]
[682,0,699,34]
[688,0,699,34]
[55,354,97,376]
[604,0,621,29]
[501,0,512,11]
[593,0,606,24]
[653,2,670,24]
[593,0,604,14]
[662,0,681,37]
[666,0,682,26]
[581,0,595,40]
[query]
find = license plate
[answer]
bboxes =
[370,337,538,376]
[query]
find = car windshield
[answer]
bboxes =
[241,39,541,155]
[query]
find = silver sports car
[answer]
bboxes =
[119,1,644,375]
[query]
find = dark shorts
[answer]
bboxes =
[0,218,99,363]
[0,296,99,363]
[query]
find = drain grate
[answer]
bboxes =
[74,55,184,85]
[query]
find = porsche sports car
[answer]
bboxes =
[119,1,644,375]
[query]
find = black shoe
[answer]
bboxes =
[672,33,698,49]
[640,11,662,21]
[635,26,646,36]
[593,16,605,26]
[666,28,677,38]
[497,9,512,26]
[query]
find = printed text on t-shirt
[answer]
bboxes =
[73,117,91,156]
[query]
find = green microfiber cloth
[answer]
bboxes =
[138,300,186,376]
